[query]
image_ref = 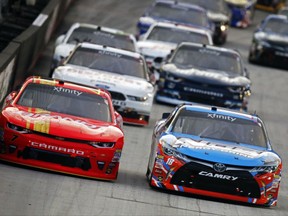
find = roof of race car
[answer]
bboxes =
[21,76,112,99]
[176,42,241,56]
[76,42,143,59]
[178,103,259,122]
[66,22,134,37]
[263,14,288,21]
[224,0,251,6]
[153,0,207,12]
[147,21,212,36]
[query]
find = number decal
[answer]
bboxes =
[167,158,175,165]
[112,100,126,106]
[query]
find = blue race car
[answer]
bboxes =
[225,0,257,28]
[147,103,282,207]
[137,0,214,37]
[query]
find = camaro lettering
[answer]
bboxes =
[208,113,236,122]
[53,87,82,96]
[31,142,85,155]
[199,171,238,181]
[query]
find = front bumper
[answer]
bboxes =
[156,80,250,110]
[150,147,281,207]
[0,128,123,180]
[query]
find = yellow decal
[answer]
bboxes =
[39,79,57,86]
[91,89,101,95]
[35,108,50,114]
[26,120,31,130]
[33,121,50,134]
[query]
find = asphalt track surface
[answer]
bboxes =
[0,1,287,215]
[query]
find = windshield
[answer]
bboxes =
[170,109,267,148]
[17,83,112,122]
[263,18,288,35]
[171,45,242,74]
[180,0,228,13]
[68,47,146,79]
[148,2,208,27]
[147,26,210,44]
[66,27,135,51]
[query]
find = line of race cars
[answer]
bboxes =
[0,0,285,208]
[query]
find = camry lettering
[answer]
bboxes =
[53,87,82,96]
[199,171,238,181]
[208,113,236,122]
[31,142,85,155]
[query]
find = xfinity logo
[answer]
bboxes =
[98,50,122,58]
[199,171,238,181]
[53,87,82,96]
[208,113,236,122]
[93,31,114,39]
[31,142,85,155]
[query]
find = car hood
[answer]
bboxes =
[2,106,123,141]
[162,63,250,86]
[256,31,288,45]
[53,65,154,96]
[137,41,176,58]
[160,134,280,167]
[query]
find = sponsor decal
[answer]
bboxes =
[199,171,238,181]
[207,113,236,122]
[53,87,83,96]
[168,136,262,158]
[15,110,99,130]
[31,141,84,155]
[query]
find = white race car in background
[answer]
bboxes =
[137,22,213,80]
[52,42,155,126]
[51,22,138,73]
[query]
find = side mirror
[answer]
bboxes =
[166,49,174,60]
[162,112,170,119]
[115,111,123,129]
[4,91,17,108]
[152,57,164,70]
[244,68,250,78]
[55,34,65,47]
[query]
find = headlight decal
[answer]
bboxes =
[127,95,148,102]
[7,123,31,134]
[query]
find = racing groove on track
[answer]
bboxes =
[0,1,287,215]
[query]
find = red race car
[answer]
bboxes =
[0,76,124,180]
